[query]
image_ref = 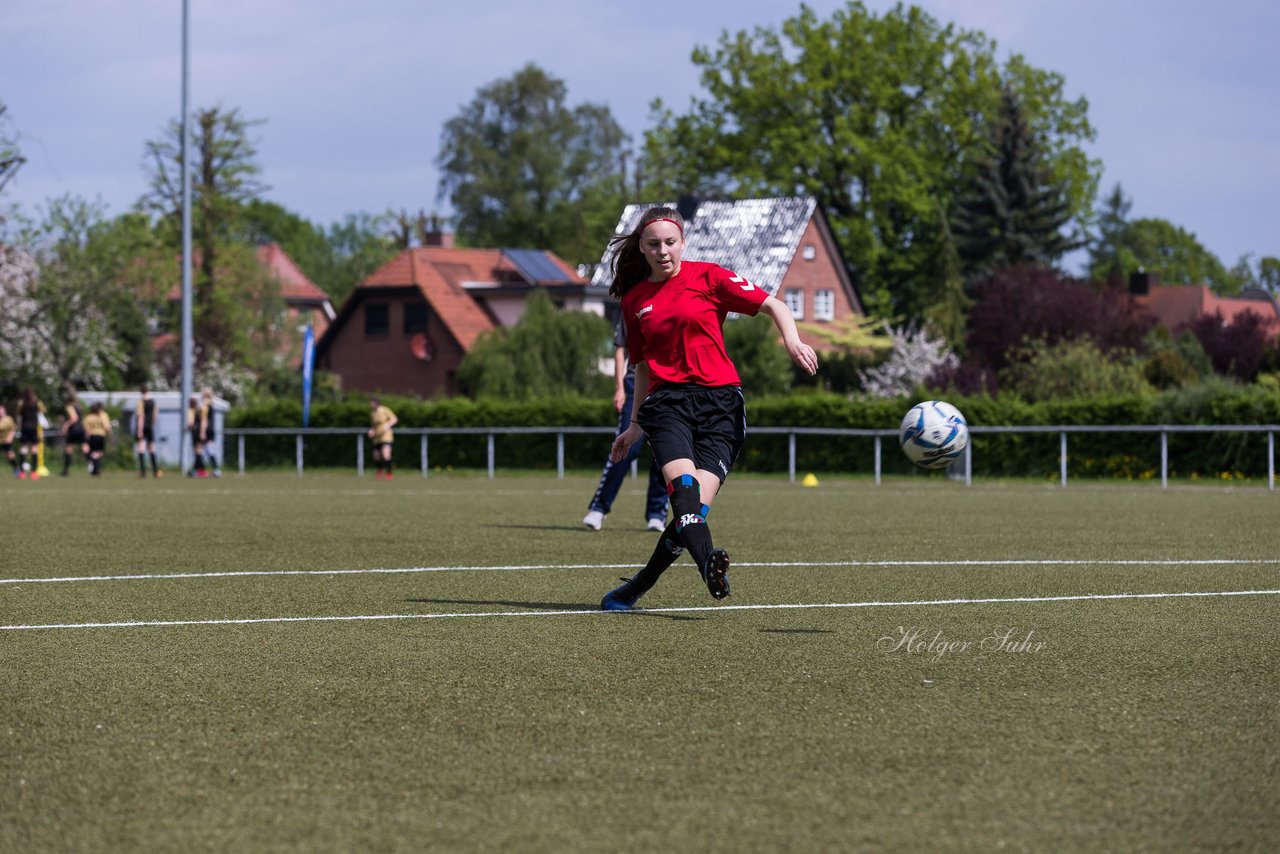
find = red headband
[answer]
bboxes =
[638,217,683,236]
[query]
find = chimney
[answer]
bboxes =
[1129,270,1156,295]
[422,230,453,248]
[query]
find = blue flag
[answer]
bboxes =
[301,324,315,427]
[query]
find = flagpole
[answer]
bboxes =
[179,0,194,475]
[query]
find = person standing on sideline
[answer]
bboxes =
[133,386,161,478]
[60,385,88,477]
[582,314,669,532]
[368,397,398,480]
[83,401,112,476]
[0,405,16,475]
[16,387,45,480]
[198,388,220,477]
[599,207,818,611]
[187,396,206,477]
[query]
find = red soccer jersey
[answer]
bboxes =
[621,260,770,392]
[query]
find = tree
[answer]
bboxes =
[1182,311,1272,382]
[951,86,1082,276]
[1093,216,1237,294]
[142,106,269,359]
[998,338,1152,402]
[0,197,156,401]
[437,64,629,265]
[455,290,611,399]
[0,101,23,196]
[858,324,958,398]
[1087,183,1133,284]
[638,2,1098,319]
[964,265,1154,374]
[239,201,397,305]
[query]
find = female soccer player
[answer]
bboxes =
[600,207,818,611]
[83,401,112,476]
[15,387,45,480]
[61,386,88,477]
[368,397,398,480]
[134,386,161,477]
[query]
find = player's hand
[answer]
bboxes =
[612,388,627,413]
[610,423,643,464]
[787,340,819,376]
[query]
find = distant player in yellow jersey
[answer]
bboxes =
[368,397,398,480]
[0,404,16,476]
[83,401,112,476]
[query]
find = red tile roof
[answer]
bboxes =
[256,243,331,302]
[164,243,332,307]
[357,246,585,351]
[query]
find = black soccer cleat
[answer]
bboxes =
[601,577,643,611]
[700,548,731,600]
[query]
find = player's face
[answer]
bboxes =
[639,221,684,281]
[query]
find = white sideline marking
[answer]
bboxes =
[2,589,1277,632]
[3,558,1278,586]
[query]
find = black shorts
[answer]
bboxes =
[139,427,155,443]
[66,426,86,445]
[636,384,746,483]
[19,426,39,445]
[0,443,11,454]
[88,435,106,453]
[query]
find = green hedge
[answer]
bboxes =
[227,389,1280,479]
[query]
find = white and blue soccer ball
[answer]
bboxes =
[899,400,969,470]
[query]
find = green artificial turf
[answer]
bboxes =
[1,472,1277,852]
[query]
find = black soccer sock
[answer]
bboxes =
[629,521,686,593]
[63,451,72,475]
[138,453,147,474]
[149,452,158,474]
[18,452,28,471]
[208,452,218,469]
[668,474,714,571]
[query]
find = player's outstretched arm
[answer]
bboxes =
[759,296,819,376]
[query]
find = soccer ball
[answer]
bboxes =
[899,400,969,470]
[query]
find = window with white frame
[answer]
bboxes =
[814,289,835,321]
[784,288,805,320]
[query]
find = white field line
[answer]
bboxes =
[3,558,1279,587]
[2,589,1278,632]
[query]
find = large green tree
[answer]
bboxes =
[950,86,1081,275]
[141,106,271,361]
[1108,217,1236,293]
[239,200,397,305]
[639,2,1098,318]
[0,197,156,400]
[455,290,611,400]
[436,64,629,266]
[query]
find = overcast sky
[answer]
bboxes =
[3,0,1276,273]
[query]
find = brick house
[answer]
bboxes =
[1128,271,1280,337]
[315,235,596,397]
[592,196,863,338]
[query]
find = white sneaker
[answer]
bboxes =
[583,510,605,531]
[647,518,666,532]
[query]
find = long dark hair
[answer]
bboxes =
[607,206,684,300]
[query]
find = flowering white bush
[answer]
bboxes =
[857,324,958,399]
[0,243,47,379]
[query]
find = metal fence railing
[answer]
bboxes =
[224,425,1279,490]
